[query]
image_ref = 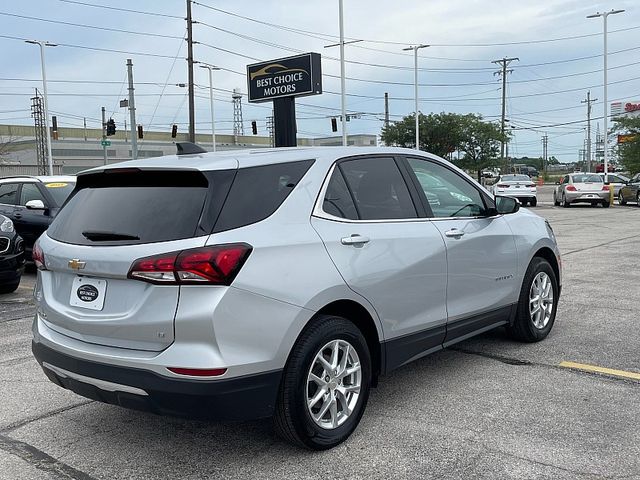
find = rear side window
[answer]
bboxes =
[339,157,417,220]
[48,170,220,246]
[0,183,19,205]
[213,160,314,232]
[322,168,358,220]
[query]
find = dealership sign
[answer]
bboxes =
[247,53,322,103]
[611,101,640,118]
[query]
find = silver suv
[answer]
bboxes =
[32,147,561,450]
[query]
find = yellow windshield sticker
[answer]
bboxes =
[45,183,68,188]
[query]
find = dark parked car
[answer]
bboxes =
[618,172,640,206]
[0,176,76,256]
[0,214,25,293]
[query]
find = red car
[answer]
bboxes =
[595,163,615,173]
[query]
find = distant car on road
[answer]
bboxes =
[553,173,610,208]
[597,172,629,196]
[0,176,76,256]
[595,163,615,173]
[0,214,25,293]
[617,172,640,206]
[492,174,538,206]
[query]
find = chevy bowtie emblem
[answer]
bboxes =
[68,259,86,270]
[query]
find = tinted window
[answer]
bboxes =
[323,168,358,220]
[214,160,314,232]
[572,174,602,183]
[501,175,530,182]
[48,171,212,246]
[0,183,19,205]
[339,157,417,220]
[44,181,76,206]
[407,158,487,218]
[19,183,46,206]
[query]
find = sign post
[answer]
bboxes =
[247,53,322,147]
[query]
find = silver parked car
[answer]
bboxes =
[553,173,611,208]
[618,172,640,206]
[491,174,538,206]
[32,147,562,450]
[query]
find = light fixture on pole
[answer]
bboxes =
[403,44,429,150]
[198,63,221,152]
[587,8,625,181]
[25,40,57,175]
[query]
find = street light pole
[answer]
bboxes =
[587,8,624,182]
[26,40,56,175]
[338,0,347,146]
[199,64,221,152]
[403,44,429,150]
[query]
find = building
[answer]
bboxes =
[0,124,377,176]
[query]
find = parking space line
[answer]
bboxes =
[559,361,640,381]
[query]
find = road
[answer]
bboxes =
[1,189,639,479]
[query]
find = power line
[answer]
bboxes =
[58,0,183,19]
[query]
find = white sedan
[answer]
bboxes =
[492,174,538,207]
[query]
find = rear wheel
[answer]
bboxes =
[618,191,627,205]
[602,200,610,208]
[530,197,537,207]
[274,315,371,450]
[507,257,559,342]
[636,192,640,206]
[521,199,528,206]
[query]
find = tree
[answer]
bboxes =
[455,115,507,181]
[381,112,467,157]
[612,116,640,174]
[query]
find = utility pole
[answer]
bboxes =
[542,134,548,173]
[338,0,347,146]
[186,0,196,143]
[126,59,138,160]
[384,92,389,128]
[492,57,519,170]
[101,106,107,165]
[581,90,597,172]
[83,117,87,141]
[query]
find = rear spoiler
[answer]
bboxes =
[176,142,208,155]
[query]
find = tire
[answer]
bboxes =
[553,193,559,206]
[562,193,570,208]
[530,197,537,207]
[602,200,610,208]
[0,281,20,294]
[590,202,597,207]
[507,257,559,343]
[274,315,371,450]
[618,191,627,205]
[636,192,640,206]
[521,199,528,207]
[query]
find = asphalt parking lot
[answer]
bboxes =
[1,184,639,480]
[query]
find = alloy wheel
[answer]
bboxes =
[529,272,554,329]
[306,339,362,430]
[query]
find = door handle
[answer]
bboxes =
[444,229,465,238]
[341,234,370,246]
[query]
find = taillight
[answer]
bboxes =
[127,243,252,285]
[566,185,577,191]
[602,185,609,191]
[32,242,47,270]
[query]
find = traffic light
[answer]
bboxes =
[251,120,257,135]
[331,117,338,132]
[137,124,143,139]
[106,118,116,136]
[171,124,178,138]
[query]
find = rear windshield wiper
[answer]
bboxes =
[82,230,140,241]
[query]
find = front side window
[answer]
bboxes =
[19,183,46,206]
[407,158,487,218]
[0,183,19,205]
[338,157,417,220]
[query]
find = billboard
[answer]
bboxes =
[611,101,640,118]
[247,53,322,103]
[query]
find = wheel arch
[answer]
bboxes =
[532,246,561,292]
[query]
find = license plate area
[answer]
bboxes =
[69,276,107,311]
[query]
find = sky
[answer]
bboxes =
[0,0,638,161]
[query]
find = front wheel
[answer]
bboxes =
[562,193,570,208]
[553,192,560,206]
[618,191,627,205]
[507,257,559,342]
[636,192,640,206]
[274,315,371,450]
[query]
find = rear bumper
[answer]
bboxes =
[494,190,536,198]
[565,191,609,203]
[32,340,282,421]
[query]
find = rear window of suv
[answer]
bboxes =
[48,170,224,246]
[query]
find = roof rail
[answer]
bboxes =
[176,142,208,155]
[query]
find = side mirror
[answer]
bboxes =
[25,199,46,210]
[494,195,520,215]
